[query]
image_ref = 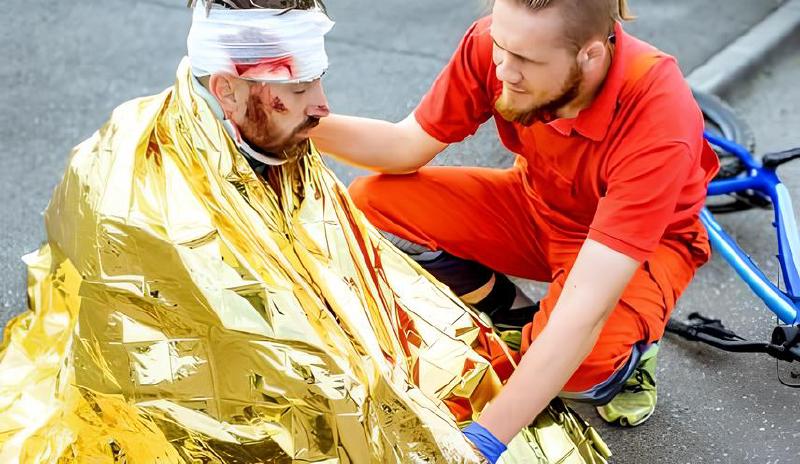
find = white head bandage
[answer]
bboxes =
[187,1,335,83]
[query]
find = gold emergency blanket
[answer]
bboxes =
[0,58,610,463]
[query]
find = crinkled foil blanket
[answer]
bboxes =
[0,59,610,464]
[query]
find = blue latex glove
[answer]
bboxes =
[463,422,507,463]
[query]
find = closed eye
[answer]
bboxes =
[492,37,544,64]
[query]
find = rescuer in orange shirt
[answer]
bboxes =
[312,0,719,461]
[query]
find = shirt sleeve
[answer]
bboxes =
[413,18,494,144]
[588,142,694,261]
[588,61,705,262]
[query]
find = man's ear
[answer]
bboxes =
[208,73,247,121]
[577,40,608,71]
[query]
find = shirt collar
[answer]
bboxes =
[548,22,629,142]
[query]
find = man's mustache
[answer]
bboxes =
[296,116,321,133]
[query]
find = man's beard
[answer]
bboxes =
[239,96,321,158]
[495,64,583,126]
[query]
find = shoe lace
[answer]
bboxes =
[621,367,653,394]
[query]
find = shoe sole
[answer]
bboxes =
[596,404,655,427]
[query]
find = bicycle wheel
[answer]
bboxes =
[693,90,768,213]
[693,89,756,179]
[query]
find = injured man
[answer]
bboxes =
[0,1,609,462]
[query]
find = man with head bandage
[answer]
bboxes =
[0,1,611,463]
[187,0,334,166]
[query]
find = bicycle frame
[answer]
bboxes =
[704,131,800,325]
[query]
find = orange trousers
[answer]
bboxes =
[349,165,710,392]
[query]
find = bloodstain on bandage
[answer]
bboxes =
[236,56,296,81]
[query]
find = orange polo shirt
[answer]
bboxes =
[414,17,719,262]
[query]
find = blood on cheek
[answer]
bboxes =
[248,84,288,115]
[270,96,288,113]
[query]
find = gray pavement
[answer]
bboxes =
[1,0,797,462]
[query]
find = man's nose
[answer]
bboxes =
[495,56,523,86]
[307,82,330,118]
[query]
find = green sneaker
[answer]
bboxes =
[596,344,659,427]
[498,329,523,351]
[485,302,539,352]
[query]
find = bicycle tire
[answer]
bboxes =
[692,89,757,179]
[692,90,769,213]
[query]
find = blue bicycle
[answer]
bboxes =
[666,91,800,386]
